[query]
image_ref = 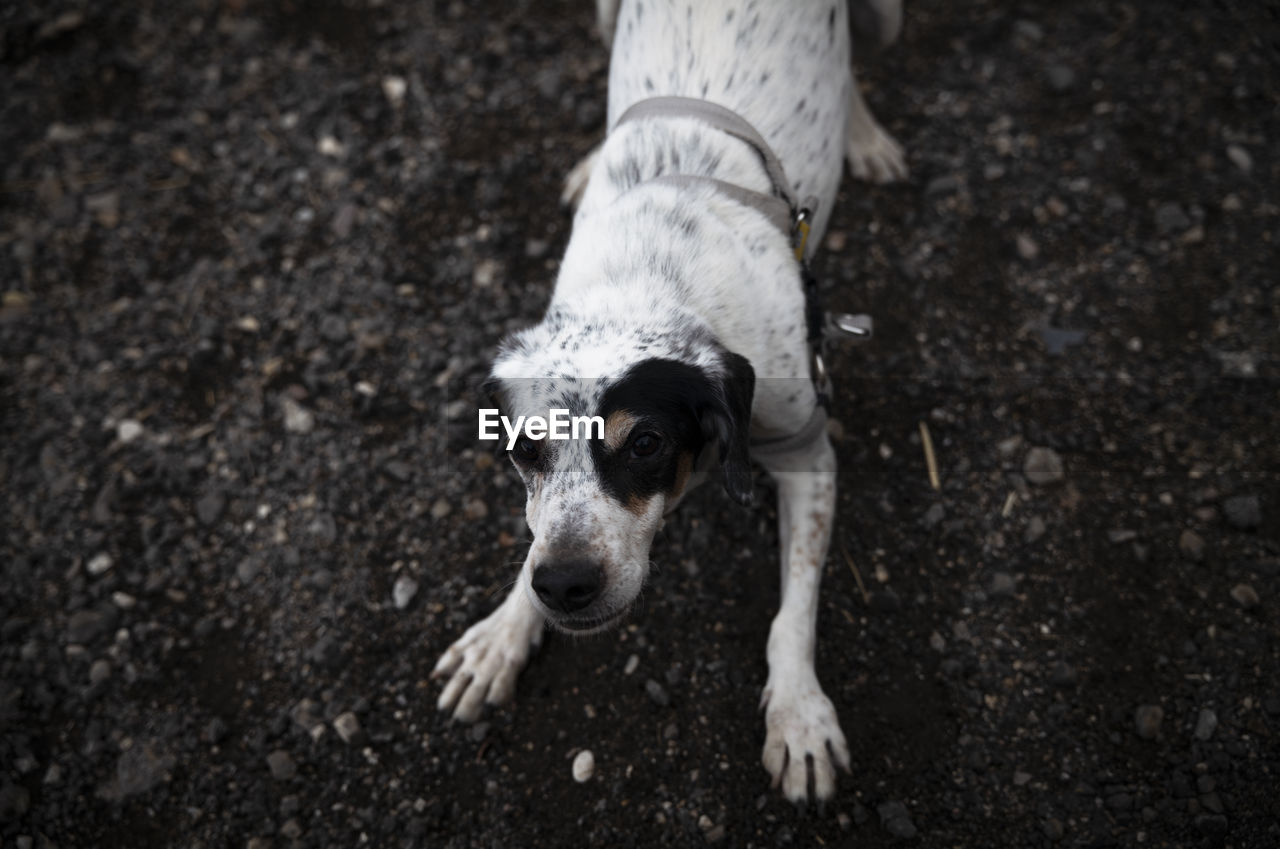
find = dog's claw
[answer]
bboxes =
[846,121,908,184]
[762,677,848,805]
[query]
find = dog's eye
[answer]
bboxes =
[513,436,541,463]
[630,432,662,458]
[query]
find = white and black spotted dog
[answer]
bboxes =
[433,0,907,803]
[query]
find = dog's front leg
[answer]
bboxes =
[756,432,851,804]
[432,569,544,722]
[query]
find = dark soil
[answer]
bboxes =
[2,1,1277,847]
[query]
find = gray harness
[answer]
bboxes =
[613,96,873,454]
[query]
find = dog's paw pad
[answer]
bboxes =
[761,684,850,804]
[846,123,908,184]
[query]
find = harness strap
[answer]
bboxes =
[749,405,830,455]
[642,175,793,241]
[614,96,799,208]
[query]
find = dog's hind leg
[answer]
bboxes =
[433,576,545,722]
[755,432,851,804]
[845,77,908,184]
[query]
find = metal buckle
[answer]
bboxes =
[824,312,874,343]
[792,196,819,261]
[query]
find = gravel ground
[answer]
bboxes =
[2,1,1277,846]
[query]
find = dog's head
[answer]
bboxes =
[483,321,754,633]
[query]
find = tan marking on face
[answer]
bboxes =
[624,492,657,518]
[666,451,694,502]
[604,410,638,452]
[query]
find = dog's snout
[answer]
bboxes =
[531,561,603,613]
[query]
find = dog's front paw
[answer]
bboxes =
[560,145,601,210]
[760,677,851,804]
[432,594,543,723]
[846,121,908,184]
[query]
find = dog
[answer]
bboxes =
[433,0,907,804]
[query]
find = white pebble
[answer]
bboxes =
[572,749,595,783]
[392,575,419,610]
[117,419,144,443]
[333,711,361,743]
[381,75,407,105]
[624,654,640,675]
[1225,144,1252,173]
[86,552,114,576]
[317,135,346,158]
[281,397,315,434]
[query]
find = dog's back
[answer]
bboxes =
[605,0,852,235]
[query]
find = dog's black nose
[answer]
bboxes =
[532,561,602,613]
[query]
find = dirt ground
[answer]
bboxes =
[2,0,1277,846]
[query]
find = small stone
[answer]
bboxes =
[89,658,112,685]
[1045,63,1076,92]
[393,575,419,610]
[473,259,500,287]
[1024,516,1047,544]
[281,397,315,434]
[872,588,902,612]
[67,609,109,644]
[922,503,946,529]
[333,712,362,743]
[196,490,225,525]
[1015,233,1040,260]
[572,749,595,782]
[381,75,407,105]
[1134,704,1164,740]
[1179,530,1206,562]
[1225,144,1252,173]
[928,631,946,652]
[430,498,452,520]
[267,750,297,781]
[87,552,114,576]
[1013,770,1032,786]
[280,819,303,840]
[925,174,962,197]
[989,572,1016,598]
[876,800,917,839]
[463,498,489,520]
[1154,202,1191,235]
[236,557,261,583]
[1222,495,1261,529]
[837,812,852,831]
[704,824,725,843]
[1229,583,1259,610]
[1013,20,1043,44]
[1023,447,1064,484]
[1194,708,1218,741]
[1050,661,1078,687]
[624,654,640,675]
[112,743,175,798]
[117,419,144,443]
[317,135,345,157]
[645,679,670,707]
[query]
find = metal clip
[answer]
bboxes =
[824,312,874,343]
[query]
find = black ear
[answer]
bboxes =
[703,351,756,506]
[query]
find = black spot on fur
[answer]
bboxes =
[593,356,755,507]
